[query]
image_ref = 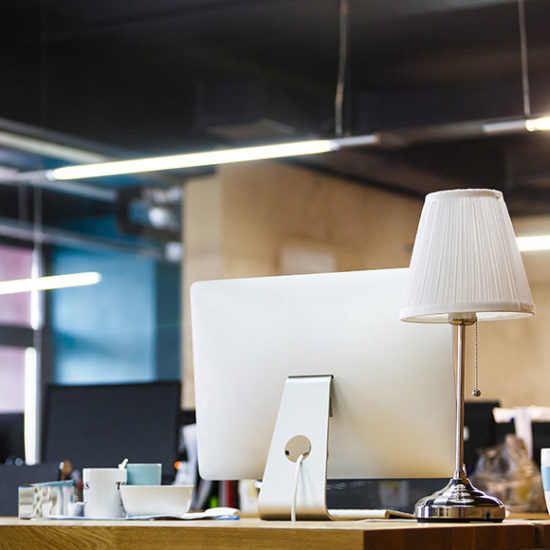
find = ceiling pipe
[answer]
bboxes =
[0,117,112,164]
[10,111,550,187]
[0,215,165,260]
[0,169,117,202]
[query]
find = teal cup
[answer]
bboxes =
[126,463,162,486]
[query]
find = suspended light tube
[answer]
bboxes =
[0,271,101,295]
[482,115,550,135]
[24,347,39,465]
[46,135,379,181]
[517,235,550,252]
[482,119,527,134]
[525,116,550,132]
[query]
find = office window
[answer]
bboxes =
[0,346,26,413]
[0,244,32,327]
[0,244,33,417]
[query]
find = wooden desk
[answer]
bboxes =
[527,514,550,550]
[0,517,547,550]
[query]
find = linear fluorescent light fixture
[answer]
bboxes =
[0,271,101,295]
[517,235,550,252]
[525,116,550,132]
[482,119,528,134]
[24,347,38,465]
[483,115,550,135]
[46,135,379,181]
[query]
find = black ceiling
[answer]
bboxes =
[2,0,550,215]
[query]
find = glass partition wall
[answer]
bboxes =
[0,160,182,465]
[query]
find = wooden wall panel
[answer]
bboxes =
[181,161,422,408]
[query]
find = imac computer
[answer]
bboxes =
[191,268,456,519]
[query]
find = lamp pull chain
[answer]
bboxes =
[472,320,481,397]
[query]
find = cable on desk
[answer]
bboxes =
[291,453,305,523]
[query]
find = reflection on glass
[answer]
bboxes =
[0,346,26,413]
[0,245,32,327]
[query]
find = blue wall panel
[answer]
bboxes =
[50,248,159,384]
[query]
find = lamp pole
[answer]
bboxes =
[450,317,474,482]
[414,314,505,521]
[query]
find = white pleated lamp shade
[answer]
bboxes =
[400,189,535,323]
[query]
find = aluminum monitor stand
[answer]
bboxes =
[258,375,333,520]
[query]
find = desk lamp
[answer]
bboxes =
[400,188,535,522]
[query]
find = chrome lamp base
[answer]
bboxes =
[415,478,505,522]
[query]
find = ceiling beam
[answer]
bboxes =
[298,148,469,198]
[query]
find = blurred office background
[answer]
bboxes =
[1,0,550,500]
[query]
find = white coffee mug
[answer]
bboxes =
[83,468,127,519]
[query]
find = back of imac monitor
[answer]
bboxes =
[191,268,455,481]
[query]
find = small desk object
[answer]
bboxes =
[1,516,550,550]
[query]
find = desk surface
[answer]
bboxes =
[2,516,550,550]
